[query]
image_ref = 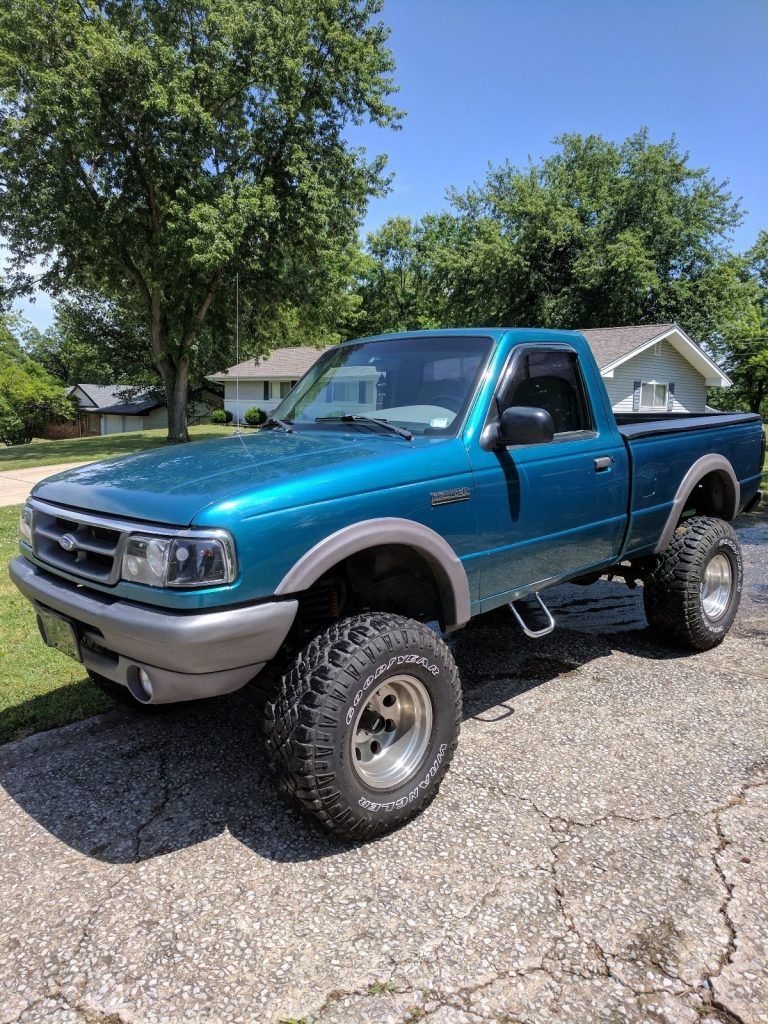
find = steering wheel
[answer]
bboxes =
[425,393,462,413]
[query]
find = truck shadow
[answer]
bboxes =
[0,581,725,866]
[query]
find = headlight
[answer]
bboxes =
[19,504,33,544]
[121,532,236,588]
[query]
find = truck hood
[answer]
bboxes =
[31,429,458,526]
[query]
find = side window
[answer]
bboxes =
[497,349,593,434]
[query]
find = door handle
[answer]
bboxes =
[594,456,615,472]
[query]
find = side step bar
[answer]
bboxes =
[509,593,555,638]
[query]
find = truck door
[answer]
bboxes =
[469,343,628,608]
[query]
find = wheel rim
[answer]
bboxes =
[701,552,732,621]
[351,674,433,790]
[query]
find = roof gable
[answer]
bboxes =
[579,324,730,387]
[69,383,164,413]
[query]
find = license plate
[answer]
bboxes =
[37,609,82,662]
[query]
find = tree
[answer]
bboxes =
[0,315,75,445]
[0,0,399,441]
[27,293,155,386]
[359,130,750,348]
[707,233,768,416]
[356,216,446,335]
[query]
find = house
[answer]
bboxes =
[207,347,324,421]
[208,324,730,421]
[578,323,730,413]
[66,384,221,436]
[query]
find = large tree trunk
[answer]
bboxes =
[160,358,190,443]
[149,297,190,444]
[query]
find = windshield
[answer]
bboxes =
[272,335,493,437]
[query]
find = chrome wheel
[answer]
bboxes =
[701,553,732,621]
[351,674,433,790]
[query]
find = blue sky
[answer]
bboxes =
[355,0,767,243]
[10,0,768,331]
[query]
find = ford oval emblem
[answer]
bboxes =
[58,533,77,552]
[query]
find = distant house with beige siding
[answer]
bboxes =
[209,325,730,421]
[66,384,220,436]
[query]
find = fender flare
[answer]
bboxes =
[275,517,471,631]
[654,454,740,553]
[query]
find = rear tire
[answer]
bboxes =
[643,516,742,650]
[264,612,461,839]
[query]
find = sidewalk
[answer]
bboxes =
[0,462,92,508]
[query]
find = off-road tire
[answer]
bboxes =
[643,516,743,650]
[88,672,165,712]
[264,612,461,840]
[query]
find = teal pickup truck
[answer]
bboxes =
[10,329,765,838]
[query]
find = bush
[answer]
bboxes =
[244,406,267,426]
[210,408,228,424]
[0,351,75,446]
[224,409,234,423]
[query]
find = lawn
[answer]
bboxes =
[0,424,233,472]
[0,503,112,745]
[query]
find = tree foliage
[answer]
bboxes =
[707,232,768,415]
[359,130,749,347]
[0,0,399,440]
[0,314,75,445]
[27,293,155,386]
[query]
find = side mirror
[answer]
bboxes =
[489,406,555,448]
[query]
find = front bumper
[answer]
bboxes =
[10,556,298,704]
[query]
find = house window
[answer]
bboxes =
[640,381,669,410]
[262,381,270,401]
[279,381,293,399]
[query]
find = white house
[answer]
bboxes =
[578,323,730,413]
[207,347,324,421]
[208,324,730,421]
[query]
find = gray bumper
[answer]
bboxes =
[9,556,298,704]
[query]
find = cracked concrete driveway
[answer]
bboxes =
[1,513,766,1024]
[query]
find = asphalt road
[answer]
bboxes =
[1,513,766,1024]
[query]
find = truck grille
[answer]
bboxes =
[30,500,126,585]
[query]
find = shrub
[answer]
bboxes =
[210,408,228,424]
[0,351,75,446]
[244,406,267,426]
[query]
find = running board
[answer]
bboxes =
[508,593,555,638]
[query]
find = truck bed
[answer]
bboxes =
[615,411,764,558]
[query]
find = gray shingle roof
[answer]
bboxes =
[208,346,324,381]
[577,324,677,368]
[70,384,163,414]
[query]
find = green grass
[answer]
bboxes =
[0,424,233,472]
[0,504,112,745]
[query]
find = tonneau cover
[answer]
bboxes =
[617,412,761,440]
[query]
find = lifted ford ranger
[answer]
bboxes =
[10,329,765,838]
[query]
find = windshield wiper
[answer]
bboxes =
[316,414,413,441]
[262,415,294,433]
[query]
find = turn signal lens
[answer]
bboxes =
[19,504,33,544]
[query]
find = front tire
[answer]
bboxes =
[643,516,743,650]
[264,613,461,839]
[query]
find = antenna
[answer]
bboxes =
[234,271,241,435]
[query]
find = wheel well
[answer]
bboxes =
[289,544,445,641]
[681,470,737,520]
